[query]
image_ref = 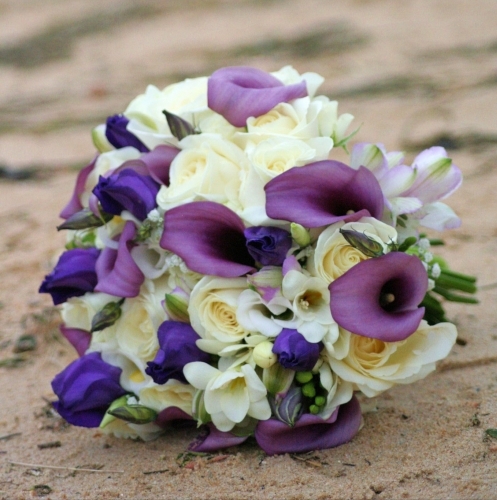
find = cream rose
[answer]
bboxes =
[329,321,457,397]
[156,134,247,210]
[308,217,398,283]
[188,276,251,353]
[139,379,195,415]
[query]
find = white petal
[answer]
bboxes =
[183,362,219,390]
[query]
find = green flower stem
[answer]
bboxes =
[433,286,479,304]
[436,271,477,294]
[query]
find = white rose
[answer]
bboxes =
[184,362,271,432]
[308,217,398,283]
[271,66,324,98]
[188,276,250,354]
[139,379,195,415]
[329,321,457,397]
[156,134,247,210]
[314,96,355,145]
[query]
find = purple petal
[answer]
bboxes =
[155,406,193,428]
[244,226,292,266]
[160,201,255,277]
[329,253,427,342]
[255,396,361,455]
[95,221,145,297]
[208,66,308,127]
[105,114,149,152]
[59,157,97,219]
[141,145,180,186]
[60,324,91,357]
[265,161,384,227]
[189,423,249,452]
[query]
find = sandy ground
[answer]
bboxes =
[1,0,497,498]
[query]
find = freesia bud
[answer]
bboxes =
[339,228,384,258]
[253,341,277,369]
[108,403,158,425]
[192,390,211,426]
[57,208,113,231]
[100,395,128,428]
[246,266,283,300]
[262,362,295,395]
[290,223,311,247]
[162,110,196,141]
[164,288,190,322]
[91,299,125,333]
[91,124,113,153]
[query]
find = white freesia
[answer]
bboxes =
[157,134,247,210]
[329,321,457,397]
[189,276,251,353]
[308,217,397,283]
[139,379,195,415]
[318,362,354,419]
[184,362,271,432]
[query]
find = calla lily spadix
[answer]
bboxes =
[329,252,428,342]
[160,201,256,277]
[264,160,384,227]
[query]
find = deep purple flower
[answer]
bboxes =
[59,157,97,219]
[60,324,91,357]
[272,329,321,372]
[188,423,249,452]
[160,201,256,277]
[207,66,308,127]
[145,321,210,384]
[51,351,126,428]
[39,248,100,305]
[140,145,180,186]
[95,221,145,297]
[105,114,149,152]
[92,169,160,221]
[244,226,292,266]
[329,252,428,342]
[265,160,384,227]
[255,395,362,455]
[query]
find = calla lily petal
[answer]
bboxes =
[329,252,427,342]
[60,325,91,357]
[160,201,255,277]
[189,423,249,452]
[254,396,361,455]
[265,161,384,227]
[208,66,308,127]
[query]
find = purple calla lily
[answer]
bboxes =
[329,252,428,342]
[140,145,180,186]
[189,423,249,452]
[264,160,384,227]
[255,395,361,455]
[155,406,194,428]
[95,221,145,297]
[51,351,126,428]
[160,201,256,277]
[207,66,308,127]
[105,114,149,152]
[60,325,91,357]
[59,157,97,219]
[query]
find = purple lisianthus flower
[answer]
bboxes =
[160,201,255,277]
[95,221,145,297]
[272,329,321,372]
[244,226,292,266]
[265,160,384,227]
[51,351,126,428]
[255,395,362,455]
[207,66,308,127]
[329,252,428,342]
[60,324,91,357]
[145,321,210,384]
[105,114,149,152]
[92,169,160,221]
[39,247,100,305]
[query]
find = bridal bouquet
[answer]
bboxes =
[40,66,477,455]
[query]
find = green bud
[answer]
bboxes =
[91,299,125,333]
[100,395,129,428]
[314,395,326,406]
[57,208,113,231]
[309,405,320,414]
[263,363,295,395]
[92,124,114,153]
[339,228,384,258]
[295,371,313,384]
[291,223,311,247]
[163,110,196,140]
[397,236,418,252]
[192,391,211,425]
[108,404,158,425]
[164,291,190,323]
[301,382,316,398]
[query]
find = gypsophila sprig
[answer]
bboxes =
[40,65,477,454]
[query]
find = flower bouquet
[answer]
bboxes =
[40,66,477,455]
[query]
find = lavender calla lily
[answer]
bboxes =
[207,66,308,127]
[105,114,149,152]
[329,252,427,342]
[160,201,256,277]
[255,395,362,455]
[265,160,384,227]
[95,221,145,297]
[60,325,91,357]
[189,423,249,452]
